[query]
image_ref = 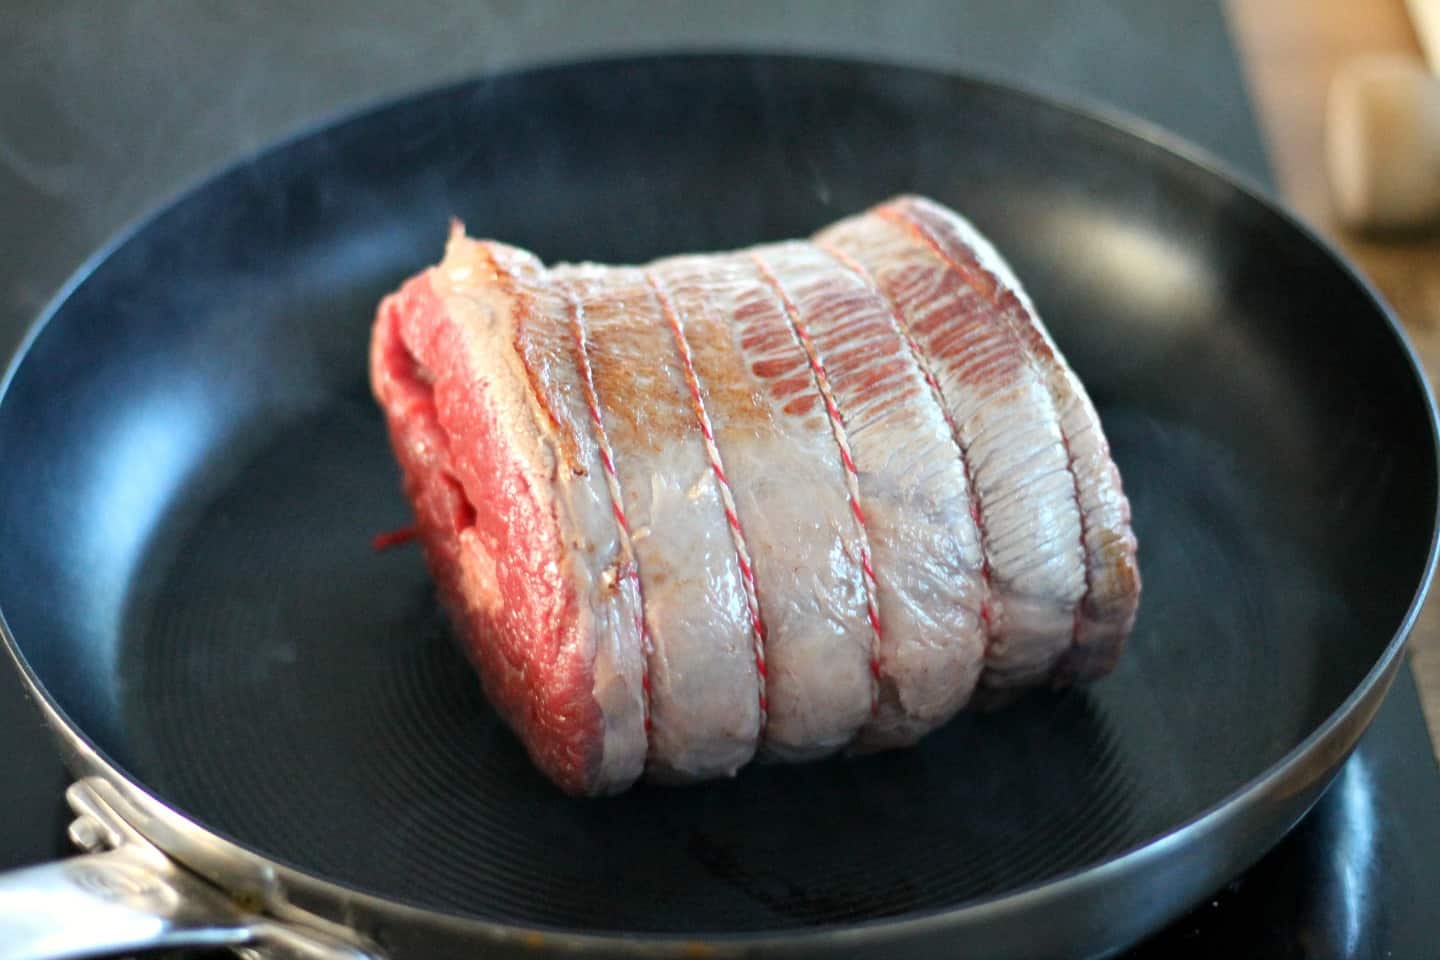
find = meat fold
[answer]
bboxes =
[553,264,762,781]
[649,252,875,760]
[820,204,1087,689]
[745,241,987,748]
[370,197,1139,795]
[881,197,1140,679]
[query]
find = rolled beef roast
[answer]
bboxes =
[369,195,1140,795]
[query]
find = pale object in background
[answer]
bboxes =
[1326,0,1440,229]
[1408,0,1440,67]
[1326,52,1440,229]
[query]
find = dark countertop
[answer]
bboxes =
[1,0,1267,358]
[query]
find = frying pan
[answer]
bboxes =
[0,53,1435,960]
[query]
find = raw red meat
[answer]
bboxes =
[370,198,1139,795]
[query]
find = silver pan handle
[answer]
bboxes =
[0,783,374,960]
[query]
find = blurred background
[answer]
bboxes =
[1,0,1268,360]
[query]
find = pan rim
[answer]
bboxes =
[1,49,1437,950]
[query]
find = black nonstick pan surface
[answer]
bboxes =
[0,54,1435,959]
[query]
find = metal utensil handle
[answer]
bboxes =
[0,846,258,959]
[0,783,374,960]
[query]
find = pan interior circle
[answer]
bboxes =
[0,56,1425,937]
[119,398,1306,931]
